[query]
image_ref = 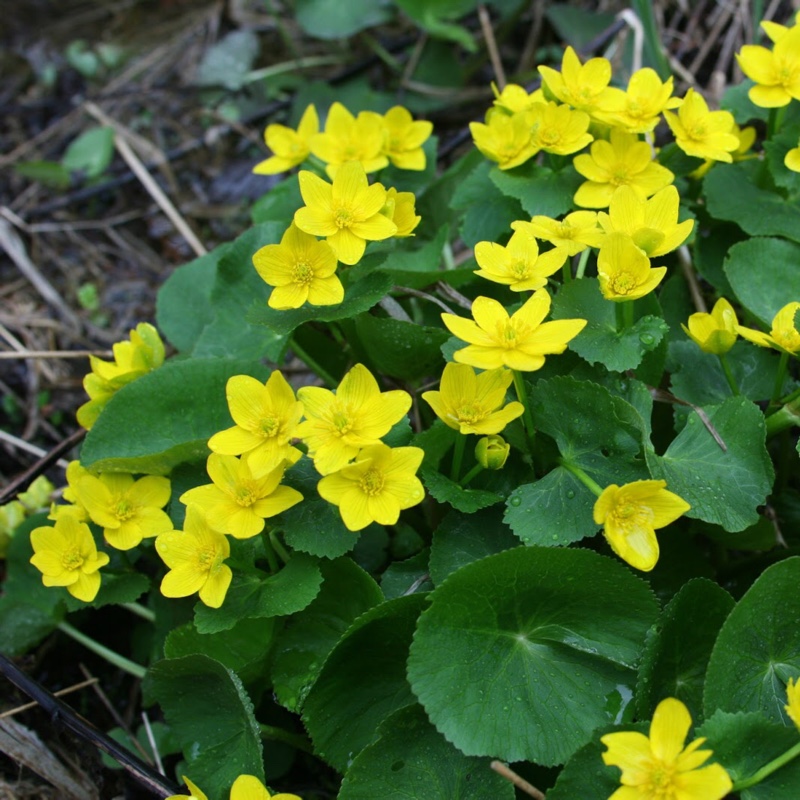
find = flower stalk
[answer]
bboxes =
[57,622,147,679]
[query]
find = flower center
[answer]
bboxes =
[196,547,215,569]
[334,208,353,229]
[234,484,257,507]
[503,323,518,344]
[61,547,85,571]
[359,467,385,496]
[646,760,678,798]
[511,259,530,278]
[611,168,631,186]
[539,128,560,146]
[115,498,136,521]
[261,417,279,437]
[610,272,638,295]
[690,123,708,141]
[456,403,486,424]
[774,329,800,351]
[616,502,637,520]
[292,261,314,286]
[332,411,352,436]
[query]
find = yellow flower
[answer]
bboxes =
[156,505,232,609]
[597,233,667,303]
[786,139,800,173]
[527,102,593,156]
[593,480,690,571]
[230,774,301,800]
[492,82,546,113]
[310,102,388,177]
[521,211,604,256]
[690,122,757,179]
[737,301,800,354]
[602,697,733,800]
[663,89,739,163]
[474,227,567,291]
[736,25,800,107]
[253,104,319,175]
[48,460,91,523]
[77,322,165,429]
[681,298,739,355]
[597,68,681,133]
[29,515,109,602]
[17,475,55,512]
[73,472,172,551]
[167,776,208,800]
[296,363,412,476]
[252,223,343,310]
[318,443,424,532]
[786,677,800,730]
[294,161,396,265]
[180,455,302,539]
[382,105,432,170]
[422,363,524,435]
[208,372,304,477]
[537,46,625,121]
[573,129,675,209]
[381,187,420,237]
[598,185,694,257]
[441,290,587,372]
[469,110,539,170]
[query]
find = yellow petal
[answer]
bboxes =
[229,774,271,800]
[328,227,366,265]
[198,564,233,608]
[649,697,692,763]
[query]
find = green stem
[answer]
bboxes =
[269,529,291,565]
[575,248,591,279]
[450,434,467,482]
[732,740,800,792]
[717,354,740,396]
[622,300,635,333]
[57,622,147,680]
[771,351,790,408]
[766,401,800,438]
[459,463,483,487]
[261,531,280,574]
[562,259,572,283]
[121,602,155,622]
[767,106,787,140]
[289,336,337,387]
[244,55,343,84]
[259,723,314,754]
[512,370,536,455]
[780,385,800,406]
[559,459,603,497]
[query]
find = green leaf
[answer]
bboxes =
[697,710,800,798]
[63,571,149,612]
[81,357,269,474]
[551,279,668,372]
[195,30,259,90]
[645,397,774,532]
[353,315,449,381]
[15,160,71,189]
[62,127,114,178]
[765,123,800,194]
[380,549,431,599]
[724,237,800,325]
[704,161,800,243]
[296,0,392,39]
[193,553,323,634]
[635,578,735,722]
[421,466,503,513]
[302,594,427,772]
[721,80,770,125]
[429,507,518,585]
[692,218,742,295]
[489,162,583,217]
[459,195,523,248]
[407,547,659,765]
[545,4,617,49]
[395,0,478,51]
[704,557,800,723]
[505,466,598,546]
[280,459,362,558]
[270,557,383,712]
[339,704,515,799]
[248,271,394,335]
[143,654,264,797]
[251,174,303,225]
[164,617,276,685]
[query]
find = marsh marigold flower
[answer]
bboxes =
[181,455,302,539]
[474,228,567,291]
[73,472,172,551]
[573,129,674,209]
[593,480,690,572]
[736,25,800,107]
[475,434,510,470]
[382,105,432,170]
[682,298,739,355]
[598,68,681,133]
[492,82,546,113]
[422,363,524,435]
[470,110,539,170]
[521,211,604,256]
[294,161,396,265]
[381,187,420,236]
[296,363,411,476]
[30,515,109,602]
[318,443,424,532]
[168,773,302,800]
[663,89,739,163]
[597,233,667,303]
[527,102,593,156]
[442,290,587,372]
[208,372,303,477]
[310,102,388,177]
[254,104,318,175]
[737,301,800,354]
[602,697,732,800]
[786,677,800,730]
[598,186,694,257]
[253,223,343,310]
[156,505,232,609]
[786,138,800,173]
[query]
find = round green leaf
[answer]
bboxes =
[407,547,659,765]
[302,594,427,772]
[296,0,392,39]
[339,705,514,799]
[704,557,800,723]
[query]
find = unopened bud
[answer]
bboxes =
[475,435,510,470]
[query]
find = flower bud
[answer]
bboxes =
[475,435,510,470]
